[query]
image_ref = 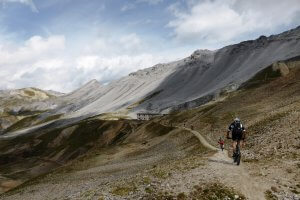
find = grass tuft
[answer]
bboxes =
[111,185,136,196]
[143,183,245,200]
[265,190,278,200]
[23,90,35,97]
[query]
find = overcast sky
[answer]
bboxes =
[0,0,300,92]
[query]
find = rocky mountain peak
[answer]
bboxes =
[84,79,101,86]
[65,79,102,98]
[190,49,215,63]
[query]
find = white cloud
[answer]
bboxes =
[120,33,142,51]
[0,33,177,92]
[0,35,67,91]
[0,35,65,66]
[83,33,144,56]
[168,0,300,46]
[1,0,38,12]
[74,54,161,84]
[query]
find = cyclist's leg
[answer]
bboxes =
[237,133,244,149]
[232,140,237,155]
[236,140,241,154]
[239,140,243,149]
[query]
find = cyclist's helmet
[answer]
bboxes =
[234,117,240,123]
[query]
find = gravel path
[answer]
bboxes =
[182,127,270,200]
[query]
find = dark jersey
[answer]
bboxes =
[228,122,245,135]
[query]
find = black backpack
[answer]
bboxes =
[233,122,243,134]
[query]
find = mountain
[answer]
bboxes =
[45,90,65,97]
[1,26,300,131]
[0,88,61,131]
[54,26,300,119]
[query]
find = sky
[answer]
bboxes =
[0,0,300,92]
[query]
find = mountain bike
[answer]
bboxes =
[227,136,242,166]
[233,141,241,165]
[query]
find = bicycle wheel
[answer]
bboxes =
[233,152,237,162]
[236,143,241,165]
[236,153,241,165]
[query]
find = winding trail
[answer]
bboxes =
[180,127,269,200]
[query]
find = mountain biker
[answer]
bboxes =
[226,117,246,160]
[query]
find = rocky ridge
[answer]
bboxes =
[55,26,300,118]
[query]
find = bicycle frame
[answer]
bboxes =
[227,137,242,165]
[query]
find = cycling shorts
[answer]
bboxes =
[232,133,243,141]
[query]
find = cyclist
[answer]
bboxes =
[218,137,224,151]
[226,117,246,161]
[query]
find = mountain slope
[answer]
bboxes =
[57,26,300,118]
[0,88,61,132]
[1,63,299,200]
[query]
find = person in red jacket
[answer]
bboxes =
[218,137,224,151]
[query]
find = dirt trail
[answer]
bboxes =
[180,127,218,151]
[181,127,269,200]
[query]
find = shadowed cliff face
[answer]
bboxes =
[128,29,300,113]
